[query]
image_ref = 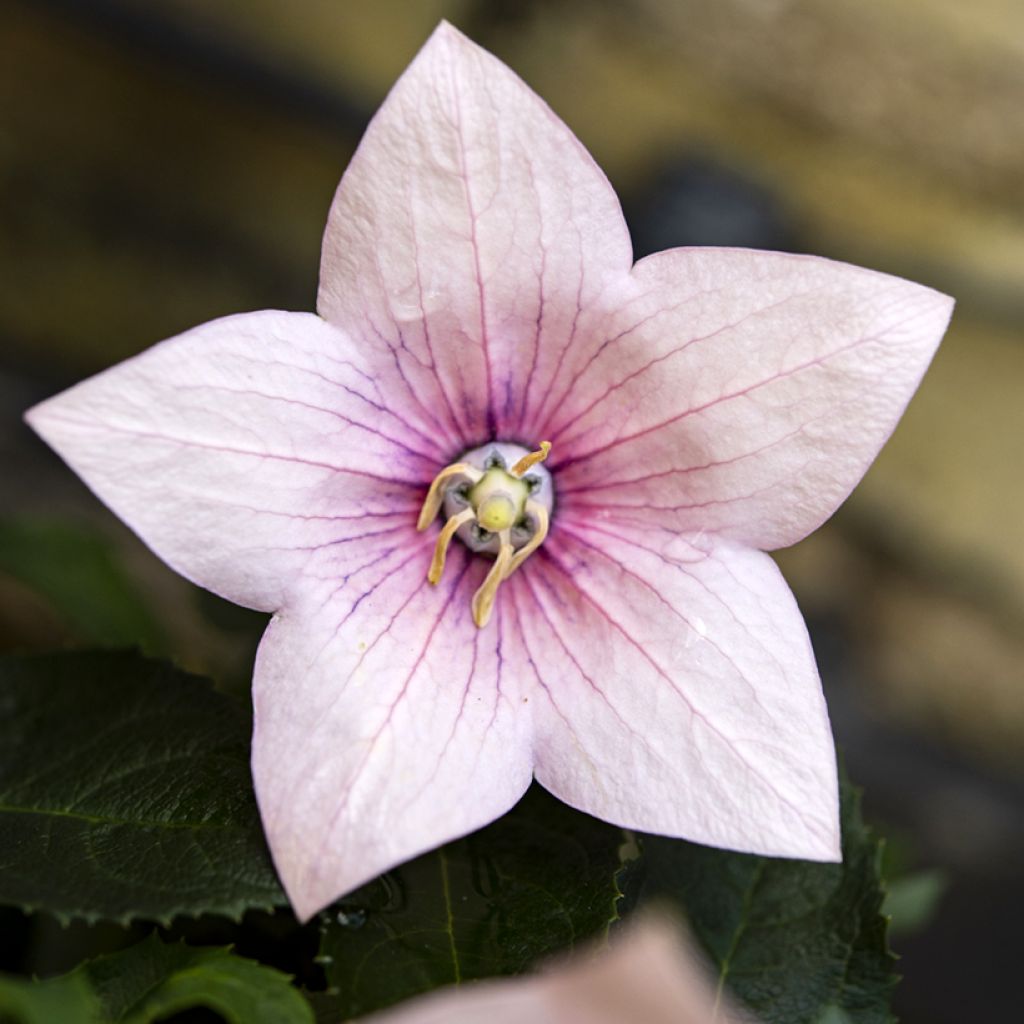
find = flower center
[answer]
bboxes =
[417,441,553,627]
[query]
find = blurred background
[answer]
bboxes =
[1,1,1021,1020]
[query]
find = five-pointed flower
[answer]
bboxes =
[25,23,953,921]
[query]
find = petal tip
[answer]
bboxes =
[287,890,325,927]
[425,18,479,56]
[904,275,956,325]
[271,854,363,926]
[22,401,42,432]
[889,277,956,371]
[22,393,63,444]
[927,285,956,332]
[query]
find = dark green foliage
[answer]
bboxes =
[81,934,313,1023]
[0,650,897,1022]
[0,971,98,1024]
[0,650,285,924]
[0,935,313,1023]
[318,785,625,1019]
[633,778,896,1024]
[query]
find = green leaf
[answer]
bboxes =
[0,936,313,1024]
[0,650,286,924]
[882,870,946,938]
[79,934,313,1024]
[0,971,98,1024]
[318,785,625,1019]
[0,519,165,650]
[633,776,896,1024]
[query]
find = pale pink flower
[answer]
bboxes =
[25,23,952,920]
[358,916,748,1024]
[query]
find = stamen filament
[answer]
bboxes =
[428,507,475,585]
[471,530,513,627]
[510,440,551,477]
[417,462,481,531]
[505,501,549,578]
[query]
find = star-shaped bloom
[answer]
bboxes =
[26,23,952,920]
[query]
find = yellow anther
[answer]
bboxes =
[477,494,516,532]
[471,531,513,628]
[428,507,475,585]
[510,440,551,477]
[417,462,481,531]
[505,501,549,578]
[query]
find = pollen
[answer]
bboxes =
[417,440,553,628]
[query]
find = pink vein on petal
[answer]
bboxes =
[399,600,485,812]
[449,55,496,436]
[269,553,449,828]
[357,288,462,452]
[566,472,800,515]
[290,538,421,611]
[211,503,418,524]
[558,524,783,699]
[264,524,411,554]
[308,557,473,868]
[519,569,669,764]
[539,547,828,839]
[515,240,548,436]
[317,544,429,650]
[554,327,889,471]
[547,290,812,445]
[408,204,473,444]
[528,266,585,433]
[509,583,598,767]
[219,349,446,458]
[556,421,811,496]
[38,414,423,486]
[167,382,438,463]
[533,277,730,434]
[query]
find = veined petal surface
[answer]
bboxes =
[22,19,956,925]
[253,544,533,921]
[25,311,433,611]
[512,516,839,861]
[318,22,632,448]
[550,249,954,550]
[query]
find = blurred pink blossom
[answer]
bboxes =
[359,916,751,1024]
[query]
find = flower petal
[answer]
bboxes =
[25,310,434,611]
[360,981,549,1024]
[509,517,839,861]
[551,249,954,549]
[253,542,532,920]
[361,917,732,1024]
[318,22,632,447]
